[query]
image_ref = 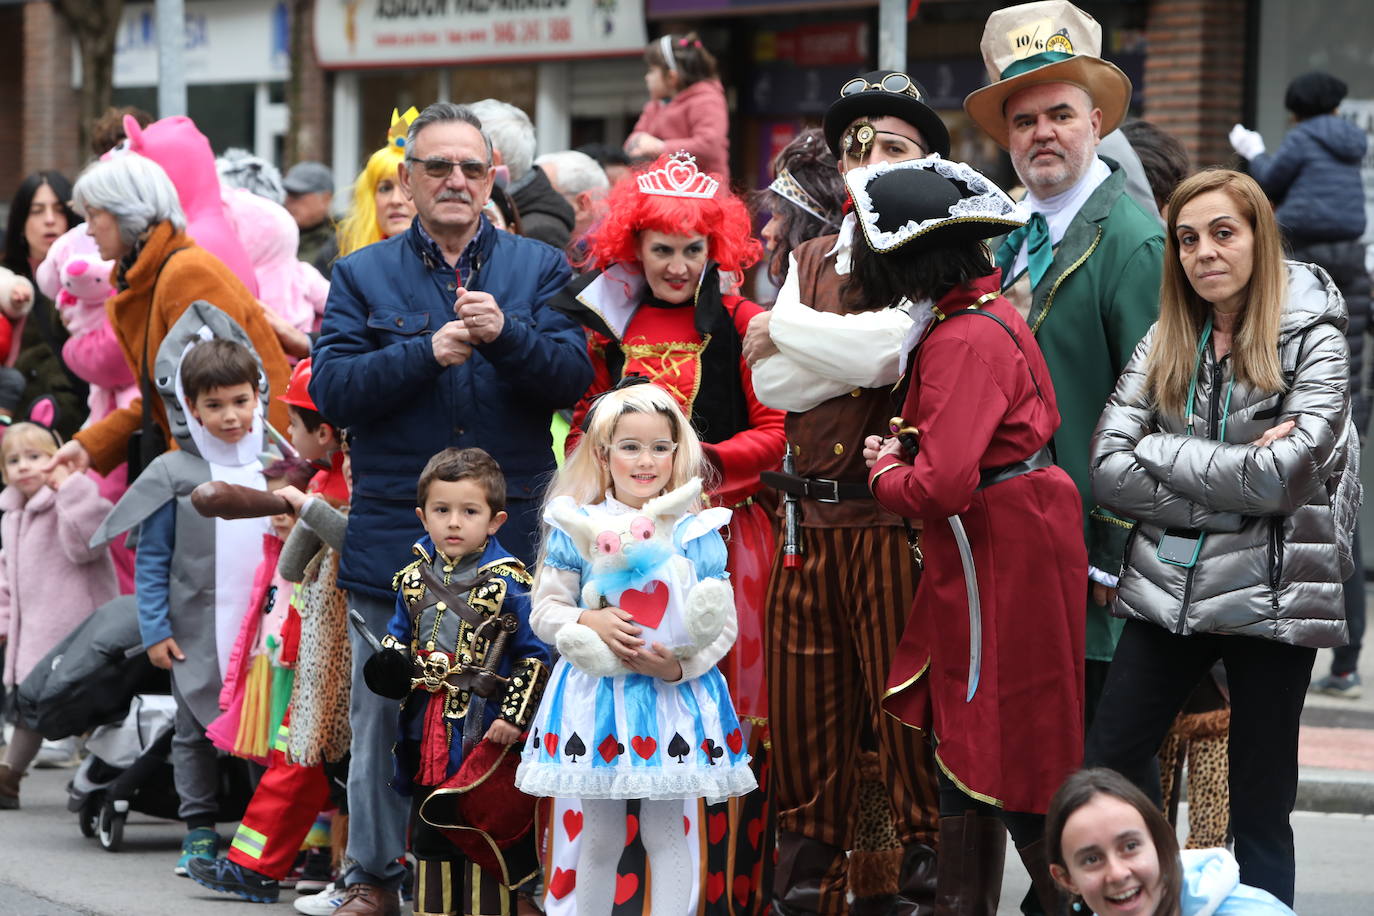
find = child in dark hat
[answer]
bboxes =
[850,157,1089,913]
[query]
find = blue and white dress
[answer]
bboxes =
[515,496,755,804]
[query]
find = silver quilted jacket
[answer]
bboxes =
[1090,262,1353,648]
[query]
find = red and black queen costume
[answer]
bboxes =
[546,152,785,915]
[846,157,1087,915]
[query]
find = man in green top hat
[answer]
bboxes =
[965,0,1164,722]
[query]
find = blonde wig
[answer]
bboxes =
[1147,168,1288,418]
[545,382,712,513]
[336,144,406,257]
[336,108,418,257]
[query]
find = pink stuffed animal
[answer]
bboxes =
[223,188,329,333]
[122,115,259,296]
[54,256,115,337]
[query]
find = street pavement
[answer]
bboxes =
[0,764,1371,915]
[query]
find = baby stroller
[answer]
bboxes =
[16,596,253,850]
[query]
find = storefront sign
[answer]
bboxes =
[648,0,875,16]
[314,0,646,68]
[113,0,287,87]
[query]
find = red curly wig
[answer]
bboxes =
[580,153,762,275]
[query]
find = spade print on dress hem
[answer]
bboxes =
[668,732,690,762]
[564,732,586,763]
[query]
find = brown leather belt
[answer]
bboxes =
[760,470,871,503]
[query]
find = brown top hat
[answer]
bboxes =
[963,0,1132,149]
[418,739,539,886]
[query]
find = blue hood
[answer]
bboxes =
[1299,114,1367,164]
[1178,849,1295,916]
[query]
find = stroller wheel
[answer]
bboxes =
[98,801,126,851]
[78,796,100,838]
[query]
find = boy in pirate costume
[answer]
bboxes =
[363,447,551,916]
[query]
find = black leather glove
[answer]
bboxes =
[363,647,411,700]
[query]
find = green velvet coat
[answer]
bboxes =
[1006,162,1164,661]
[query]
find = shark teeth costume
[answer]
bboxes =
[91,300,270,729]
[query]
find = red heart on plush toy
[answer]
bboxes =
[619,581,668,630]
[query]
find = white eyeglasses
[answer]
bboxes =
[612,439,678,458]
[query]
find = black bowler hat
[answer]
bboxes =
[843,158,1026,255]
[822,70,951,160]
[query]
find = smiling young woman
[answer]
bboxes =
[1047,768,1295,916]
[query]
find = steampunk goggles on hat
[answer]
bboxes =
[839,72,922,100]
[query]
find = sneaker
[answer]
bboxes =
[296,846,334,894]
[1313,670,1363,699]
[175,826,221,876]
[33,736,82,769]
[186,856,280,903]
[294,882,348,916]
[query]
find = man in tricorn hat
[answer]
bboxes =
[964,0,1163,726]
[743,72,945,915]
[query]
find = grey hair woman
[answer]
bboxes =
[71,155,186,261]
[45,154,290,481]
[1086,168,1356,906]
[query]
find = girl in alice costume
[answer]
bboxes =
[515,378,755,916]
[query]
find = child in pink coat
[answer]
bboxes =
[0,421,119,808]
[625,32,731,180]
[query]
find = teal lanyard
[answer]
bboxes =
[1183,316,1236,440]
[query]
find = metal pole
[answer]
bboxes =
[157,0,188,117]
[878,0,907,72]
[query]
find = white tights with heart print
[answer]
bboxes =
[577,797,691,915]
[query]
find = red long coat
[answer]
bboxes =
[869,272,1086,814]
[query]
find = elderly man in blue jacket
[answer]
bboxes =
[310,101,591,916]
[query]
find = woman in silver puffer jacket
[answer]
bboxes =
[1084,169,1357,908]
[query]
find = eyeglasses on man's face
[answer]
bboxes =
[406,156,491,181]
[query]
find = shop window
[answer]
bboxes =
[357,69,441,160]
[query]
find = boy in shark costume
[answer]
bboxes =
[92,300,271,869]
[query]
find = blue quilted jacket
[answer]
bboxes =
[310,220,591,597]
[1250,114,1367,243]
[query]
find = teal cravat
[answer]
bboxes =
[996,212,1052,290]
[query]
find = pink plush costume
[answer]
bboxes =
[223,189,330,334]
[121,115,259,297]
[0,473,120,687]
[34,226,138,592]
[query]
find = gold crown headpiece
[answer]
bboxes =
[636,151,720,199]
[387,106,421,151]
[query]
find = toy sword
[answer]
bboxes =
[889,416,982,703]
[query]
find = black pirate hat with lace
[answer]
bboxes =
[843,158,1027,255]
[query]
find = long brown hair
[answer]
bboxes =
[1146,168,1287,418]
[1046,768,1183,916]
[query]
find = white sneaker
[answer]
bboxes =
[293,882,347,916]
[34,736,82,769]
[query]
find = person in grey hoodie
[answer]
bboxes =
[1086,169,1356,907]
[1232,71,1370,700]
